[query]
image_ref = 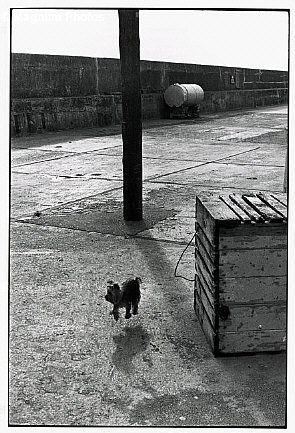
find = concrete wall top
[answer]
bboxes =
[11,53,288,99]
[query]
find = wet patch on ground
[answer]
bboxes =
[16,196,177,236]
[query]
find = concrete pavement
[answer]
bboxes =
[9,105,288,426]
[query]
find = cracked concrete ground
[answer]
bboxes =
[9,105,288,427]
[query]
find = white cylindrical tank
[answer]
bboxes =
[164,83,204,108]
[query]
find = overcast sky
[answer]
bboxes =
[11,8,289,70]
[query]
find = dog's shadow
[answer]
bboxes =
[112,325,150,374]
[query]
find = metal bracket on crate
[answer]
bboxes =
[218,305,230,321]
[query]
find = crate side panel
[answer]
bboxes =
[219,276,286,304]
[219,303,286,333]
[219,224,287,250]
[218,330,286,354]
[219,248,287,278]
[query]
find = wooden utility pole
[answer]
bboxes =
[118,9,143,221]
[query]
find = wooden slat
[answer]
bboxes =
[271,193,287,207]
[219,276,287,304]
[220,234,287,250]
[195,234,216,275]
[229,193,264,222]
[195,249,217,286]
[242,194,284,222]
[219,195,252,223]
[257,193,287,219]
[196,261,216,303]
[218,303,286,333]
[196,197,218,247]
[195,275,216,327]
[199,194,241,223]
[219,248,287,277]
[219,224,287,250]
[218,330,286,354]
[196,193,240,231]
[195,223,216,262]
[194,290,217,353]
[196,193,239,248]
[219,223,287,239]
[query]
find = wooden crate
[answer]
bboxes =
[194,192,287,355]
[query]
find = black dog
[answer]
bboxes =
[105,277,142,321]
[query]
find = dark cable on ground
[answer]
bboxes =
[174,226,199,282]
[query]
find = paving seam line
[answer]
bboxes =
[148,180,283,194]
[146,147,260,181]
[214,162,285,168]
[10,220,193,246]
[11,144,260,172]
[10,185,124,215]
[11,145,123,168]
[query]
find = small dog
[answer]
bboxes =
[105,277,142,321]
